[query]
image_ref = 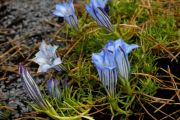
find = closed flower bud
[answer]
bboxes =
[19,64,48,109]
[85,0,113,31]
[47,79,61,99]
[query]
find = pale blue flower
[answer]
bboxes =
[53,0,78,30]
[47,79,61,99]
[19,64,48,109]
[32,41,62,73]
[92,39,139,95]
[92,49,117,96]
[85,0,113,31]
[104,39,139,81]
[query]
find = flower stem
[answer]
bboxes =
[118,77,132,95]
[113,30,120,38]
[124,81,133,95]
[108,97,129,115]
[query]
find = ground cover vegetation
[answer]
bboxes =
[0,0,180,119]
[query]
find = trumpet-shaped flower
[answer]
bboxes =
[85,0,113,31]
[32,41,62,73]
[104,39,139,81]
[19,64,48,109]
[53,0,78,30]
[92,39,139,95]
[92,49,117,96]
[47,79,61,99]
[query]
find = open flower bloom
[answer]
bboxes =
[104,39,139,81]
[53,0,78,30]
[92,49,117,96]
[47,79,61,99]
[19,64,48,109]
[32,41,62,73]
[85,0,113,31]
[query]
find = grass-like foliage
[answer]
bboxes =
[1,0,180,119]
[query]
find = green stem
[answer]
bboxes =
[125,95,135,110]
[118,77,132,95]
[45,109,93,120]
[35,101,93,120]
[124,81,132,95]
[113,31,120,38]
[108,97,127,115]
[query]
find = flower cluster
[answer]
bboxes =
[92,39,139,96]
[53,0,112,31]
[18,0,140,118]
[19,64,67,119]
[19,41,62,108]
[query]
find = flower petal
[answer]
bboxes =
[53,58,62,66]
[35,51,46,58]
[55,4,68,16]
[38,64,51,73]
[95,7,113,31]
[69,0,75,11]
[19,64,48,109]
[33,41,62,73]
[86,0,112,31]
[32,57,48,66]
[92,52,104,70]
[53,10,64,17]
[115,46,130,80]
[115,39,139,54]
[47,79,61,99]
[85,4,96,19]
[53,0,78,30]
[46,45,58,57]
[91,0,108,8]
[64,14,78,30]
[92,49,117,96]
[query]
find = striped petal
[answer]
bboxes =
[115,46,130,80]
[92,49,117,96]
[47,79,61,99]
[64,14,78,30]
[105,39,139,81]
[86,0,113,31]
[19,64,48,109]
[94,7,112,31]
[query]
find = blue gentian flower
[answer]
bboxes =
[104,39,139,81]
[47,79,61,99]
[32,41,62,73]
[53,0,78,30]
[92,49,117,96]
[92,39,139,95]
[85,0,113,31]
[19,64,48,109]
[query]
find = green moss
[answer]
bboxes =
[30,0,179,119]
